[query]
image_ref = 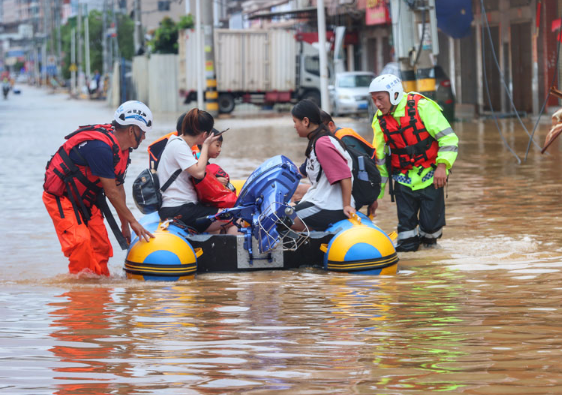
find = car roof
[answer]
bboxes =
[336,71,375,76]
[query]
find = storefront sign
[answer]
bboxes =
[366,0,390,26]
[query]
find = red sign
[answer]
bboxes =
[366,0,390,26]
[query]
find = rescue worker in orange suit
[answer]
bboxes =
[369,75,458,252]
[43,101,154,276]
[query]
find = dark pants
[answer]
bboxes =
[293,201,348,231]
[394,182,445,252]
[159,203,219,233]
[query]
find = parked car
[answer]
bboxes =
[329,71,376,116]
[379,62,455,123]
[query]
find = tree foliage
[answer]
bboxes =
[53,10,135,80]
[149,17,178,54]
[177,14,194,30]
[148,15,193,54]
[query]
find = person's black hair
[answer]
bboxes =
[292,100,343,157]
[320,110,334,126]
[176,112,186,133]
[212,128,224,142]
[181,108,214,136]
[111,120,131,132]
[292,99,323,125]
[196,128,223,151]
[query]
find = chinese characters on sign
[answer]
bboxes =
[366,0,390,26]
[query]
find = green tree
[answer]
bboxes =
[177,14,194,30]
[53,10,135,81]
[149,17,179,54]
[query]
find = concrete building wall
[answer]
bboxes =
[147,53,178,112]
[2,0,22,24]
[132,0,186,34]
[132,55,149,104]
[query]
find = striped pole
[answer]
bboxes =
[400,63,417,94]
[202,0,218,115]
[414,3,436,99]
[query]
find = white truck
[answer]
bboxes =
[179,29,325,113]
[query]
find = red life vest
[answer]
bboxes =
[43,124,130,212]
[378,93,438,174]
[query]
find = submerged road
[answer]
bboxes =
[1,85,562,394]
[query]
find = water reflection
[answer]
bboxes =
[48,288,132,394]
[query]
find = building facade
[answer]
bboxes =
[243,0,562,115]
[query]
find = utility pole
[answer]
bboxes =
[56,0,62,81]
[85,5,91,82]
[112,0,119,62]
[316,0,330,112]
[133,0,142,55]
[202,0,217,115]
[78,1,83,86]
[102,0,108,76]
[195,0,203,109]
[41,0,48,84]
[71,28,76,95]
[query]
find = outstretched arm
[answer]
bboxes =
[99,177,154,242]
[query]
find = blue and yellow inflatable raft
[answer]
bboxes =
[125,155,399,280]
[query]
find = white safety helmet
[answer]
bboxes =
[369,74,404,106]
[113,100,153,133]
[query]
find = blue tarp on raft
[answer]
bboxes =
[435,0,474,39]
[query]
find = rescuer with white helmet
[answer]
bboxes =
[369,74,404,107]
[369,74,459,252]
[113,100,153,149]
[42,100,154,276]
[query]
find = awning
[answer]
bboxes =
[247,7,319,21]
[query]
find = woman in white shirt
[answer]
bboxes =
[158,108,237,234]
[291,100,356,231]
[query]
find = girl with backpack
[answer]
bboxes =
[291,100,356,231]
[157,108,238,234]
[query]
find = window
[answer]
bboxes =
[338,74,374,88]
[158,1,170,11]
[304,56,320,76]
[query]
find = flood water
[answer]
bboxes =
[1,86,562,394]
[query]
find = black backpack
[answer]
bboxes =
[347,146,381,209]
[132,137,181,214]
[314,136,381,211]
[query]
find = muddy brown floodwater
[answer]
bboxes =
[1,86,562,394]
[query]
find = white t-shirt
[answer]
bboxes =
[301,136,354,210]
[158,135,198,208]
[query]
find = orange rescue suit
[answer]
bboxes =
[43,125,130,276]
